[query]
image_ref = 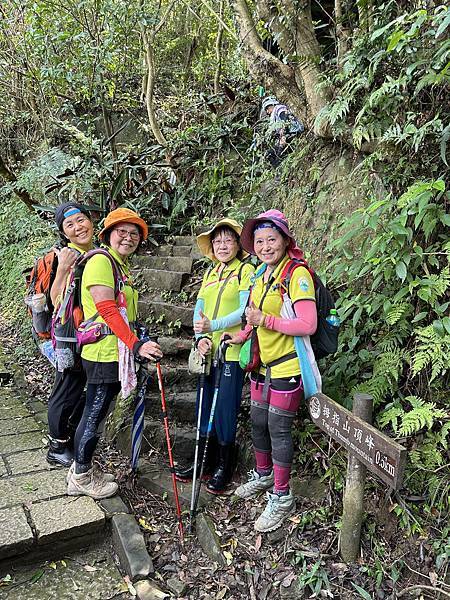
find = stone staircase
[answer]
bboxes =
[116,235,206,504]
[117,234,251,509]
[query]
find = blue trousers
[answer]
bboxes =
[196,360,245,444]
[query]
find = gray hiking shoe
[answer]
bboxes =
[234,469,274,499]
[254,491,296,533]
[66,462,115,484]
[67,468,118,500]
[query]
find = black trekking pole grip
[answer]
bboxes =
[199,356,207,388]
[213,335,230,386]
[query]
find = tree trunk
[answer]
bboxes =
[335,0,350,69]
[231,0,301,115]
[0,155,34,210]
[214,0,224,95]
[231,0,332,135]
[141,28,167,147]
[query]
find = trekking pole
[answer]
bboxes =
[155,360,185,545]
[191,336,230,529]
[188,354,208,534]
[131,364,151,471]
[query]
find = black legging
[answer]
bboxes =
[74,381,120,473]
[47,367,86,440]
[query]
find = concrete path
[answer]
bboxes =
[0,539,129,599]
[0,384,105,566]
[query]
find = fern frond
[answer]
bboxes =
[378,402,404,432]
[399,396,446,435]
[353,349,404,405]
[385,302,410,325]
[411,323,450,380]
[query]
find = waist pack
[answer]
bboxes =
[239,328,260,372]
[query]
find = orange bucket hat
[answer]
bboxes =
[99,208,148,241]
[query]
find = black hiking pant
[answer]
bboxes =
[73,359,120,472]
[73,381,120,472]
[47,366,86,440]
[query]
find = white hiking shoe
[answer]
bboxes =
[66,462,115,484]
[254,491,296,533]
[67,468,118,500]
[234,469,274,499]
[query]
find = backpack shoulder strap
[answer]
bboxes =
[279,258,314,298]
[237,255,255,284]
[76,248,124,293]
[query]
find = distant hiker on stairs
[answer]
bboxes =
[175,219,255,494]
[261,96,304,168]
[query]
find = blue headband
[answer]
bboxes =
[254,221,283,234]
[63,207,81,219]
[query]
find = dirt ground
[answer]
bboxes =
[2,322,449,600]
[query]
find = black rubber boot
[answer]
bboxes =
[175,435,217,482]
[206,442,235,495]
[46,438,74,467]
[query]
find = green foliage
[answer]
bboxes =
[0,195,54,352]
[379,396,447,436]
[316,5,450,171]
[326,177,449,505]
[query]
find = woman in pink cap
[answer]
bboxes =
[225,210,318,532]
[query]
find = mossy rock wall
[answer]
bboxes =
[264,142,387,270]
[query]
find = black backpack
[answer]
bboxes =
[280,259,338,359]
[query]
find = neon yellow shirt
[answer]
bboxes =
[251,255,315,378]
[80,246,138,363]
[198,258,254,361]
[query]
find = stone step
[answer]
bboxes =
[134,255,193,273]
[138,299,194,328]
[146,364,197,393]
[143,420,196,462]
[146,390,196,423]
[173,245,203,260]
[158,336,192,357]
[153,245,172,257]
[140,268,189,292]
[173,235,194,246]
[0,380,111,566]
[138,462,212,509]
[115,420,196,463]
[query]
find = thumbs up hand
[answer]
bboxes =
[194,309,212,334]
[245,302,265,327]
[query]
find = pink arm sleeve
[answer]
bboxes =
[264,300,317,336]
[235,323,253,343]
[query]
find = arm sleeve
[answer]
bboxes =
[193,297,205,340]
[210,290,250,332]
[235,323,253,343]
[264,299,317,336]
[95,299,139,351]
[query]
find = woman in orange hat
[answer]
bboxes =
[67,208,162,500]
[175,219,255,494]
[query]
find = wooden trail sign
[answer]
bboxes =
[308,392,407,490]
